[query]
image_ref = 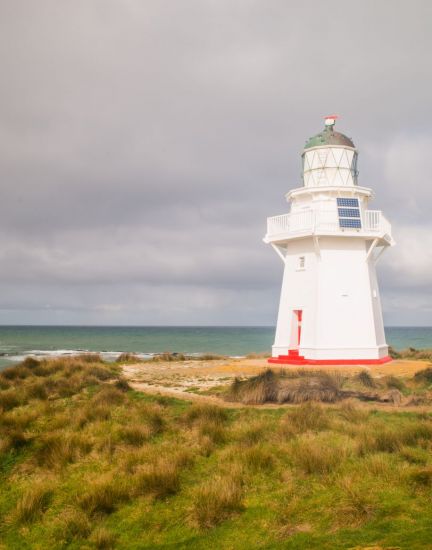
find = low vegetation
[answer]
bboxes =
[1,357,432,548]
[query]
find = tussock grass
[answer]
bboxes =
[0,388,24,411]
[337,401,369,423]
[14,482,53,523]
[78,475,130,516]
[356,370,376,388]
[384,375,405,391]
[90,527,117,549]
[3,354,432,548]
[184,403,228,425]
[289,433,348,474]
[54,506,91,541]
[189,471,244,529]
[134,458,181,498]
[414,367,432,384]
[227,369,344,404]
[281,402,330,435]
[119,424,153,446]
[336,476,376,526]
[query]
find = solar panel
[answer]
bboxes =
[339,218,362,228]
[337,198,359,207]
[338,208,360,218]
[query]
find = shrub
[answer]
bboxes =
[14,482,53,523]
[189,472,244,529]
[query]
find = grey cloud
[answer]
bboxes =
[0,0,431,324]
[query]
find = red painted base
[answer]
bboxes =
[268,350,392,366]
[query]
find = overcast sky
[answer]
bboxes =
[0,1,431,326]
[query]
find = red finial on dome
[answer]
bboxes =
[324,115,338,127]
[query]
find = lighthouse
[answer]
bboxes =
[265,116,394,365]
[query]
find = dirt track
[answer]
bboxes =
[121,357,432,409]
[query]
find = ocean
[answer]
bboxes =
[0,325,431,369]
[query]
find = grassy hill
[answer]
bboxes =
[1,356,432,549]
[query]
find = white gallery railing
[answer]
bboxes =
[266,209,391,240]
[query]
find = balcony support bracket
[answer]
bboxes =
[365,238,379,263]
[271,243,286,263]
[313,235,321,259]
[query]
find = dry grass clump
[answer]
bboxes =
[13,482,53,523]
[240,444,275,472]
[119,424,153,446]
[76,403,112,428]
[151,352,186,362]
[337,401,369,423]
[409,466,432,486]
[134,458,181,499]
[91,386,125,406]
[184,404,228,446]
[384,375,405,391]
[54,506,91,541]
[357,421,432,455]
[0,388,24,411]
[78,475,130,516]
[289,433,347,474]
[189,471,244,529]
[281,402,330,435]
[184,403,228,426]
[414,367,432,384]
[90,527,117,549]
[227,369,344,405]
[393,347,432,361]
[34,432,93,469]
[116,352,140,362]
[356,370,376,388]
[336,476,376,526]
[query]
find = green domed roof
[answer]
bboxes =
[304,123,355,150]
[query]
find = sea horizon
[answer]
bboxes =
[0,325,431,370]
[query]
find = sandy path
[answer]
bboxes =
[121,357,432,410]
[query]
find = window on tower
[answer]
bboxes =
[297,256,305,270]
[337,198,362,229]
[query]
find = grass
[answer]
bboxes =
[2,357,432,548]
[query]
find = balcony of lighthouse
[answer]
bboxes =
[263,208,393,246]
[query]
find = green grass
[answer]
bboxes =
[1,358,432,548]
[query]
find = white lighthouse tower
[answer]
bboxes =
[265,116,394,365]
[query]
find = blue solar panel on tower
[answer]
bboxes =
[339,218,362,228]
[337,198,359,207]
[338,208,361,218]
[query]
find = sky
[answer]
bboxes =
[0,0,431,326]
